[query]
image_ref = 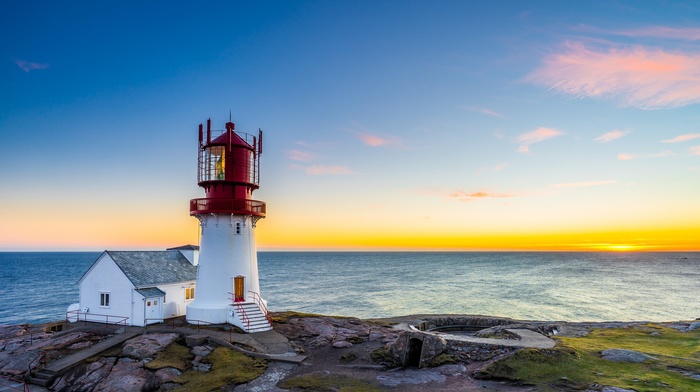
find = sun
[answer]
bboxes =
[595,244,645,252]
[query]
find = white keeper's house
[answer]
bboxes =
[68,245,198,327]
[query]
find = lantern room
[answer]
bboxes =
[189,119,265,217]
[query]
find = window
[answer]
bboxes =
[100,293,110,307]
[235,221,242,235]
[185,287,195,300]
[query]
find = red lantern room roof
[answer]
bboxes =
[209,122,254,149]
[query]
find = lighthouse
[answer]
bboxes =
[186,117,271,332]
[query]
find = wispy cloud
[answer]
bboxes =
[355,133,403,148]
[287,150,313,162]
[552,180,617,188]
[345,122,403,148]
[516,127,564,153]
[661,133,700,143]
[465,106,504,118]
[607,26,700,41]
[690,146,700,155]
[305,165,352,175]
[617,150,674,160]
[449,190,518,202]
[527,42,700,109]
[15,60,50,72]
[594,129,630,143]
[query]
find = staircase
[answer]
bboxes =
[29,368,57,387]
[232,302,272,333]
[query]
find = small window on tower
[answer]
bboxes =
[100,293,110,307]
[235,221,242,235]
[185,287,195,300]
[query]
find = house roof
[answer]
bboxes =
[136,287,166,298]
[105,250,197,288]
[166,244,199,251]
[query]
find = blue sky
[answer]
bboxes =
[2,1,700,250]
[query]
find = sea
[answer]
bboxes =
[0,252,698,326]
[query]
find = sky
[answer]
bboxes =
[1,0,700,251]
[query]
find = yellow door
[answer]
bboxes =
[234,276,245,302]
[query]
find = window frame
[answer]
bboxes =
[185,287,195,301]
[100,292,111,308]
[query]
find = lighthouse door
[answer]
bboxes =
[234,276,245,302]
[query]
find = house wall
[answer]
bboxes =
[79,253,139,326]
[158,281,196,319]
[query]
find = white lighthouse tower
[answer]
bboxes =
[186,117,271,332]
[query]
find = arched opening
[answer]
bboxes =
[406,338,423,367]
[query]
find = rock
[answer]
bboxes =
[436,364,466,376]
[155,367,182,383]
[688,322,700,331]
[369,333,384,341]
[185,334,208,347]
[332,341,353,348]
[0,350,42,376]
[68,341,94,350]
[419,335,448,367]
[93,357,159,392]
[192,359,212,372]
[191,345,212,357]
[601,349,656,363]
[376,368,447,387]
[307,336,331,348]
[122,333,179,359]
[602,387,637,392]
[52,357,117,392]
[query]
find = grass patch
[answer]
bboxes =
[175,347,267,391]
[423,353,459,368]
[370,346,398,367]
[144,342,192,371]
[477,324,700,391]
[278,373,382,392]
[269,311,324,324]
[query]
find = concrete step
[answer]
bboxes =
[233,302,271,333]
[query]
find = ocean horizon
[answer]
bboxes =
[1,251,698,326]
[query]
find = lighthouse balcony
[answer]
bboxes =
[190,198,266,216]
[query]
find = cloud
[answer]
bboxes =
[286,150,313,162]
[690,146,700,155]
[608,26,700,41]
[15,60,50,72]
[594,129,630,143]
[516,127,564,152]
[305,165,352,175]
[617,150,674,160]
[356,133,403,148]
[527,42,700,109]
[661,133,700,143]
[493,163,508,171]
[449,190,517,202]
[465,106,504,117]
[552,180,617,188]
[358,134,388,147]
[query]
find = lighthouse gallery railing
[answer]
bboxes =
[189,198,266,216]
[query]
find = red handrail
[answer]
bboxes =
[189,198,266,216]
[228,292,250,331]
[27,351,48,374]
[248,291,270,321]
[0,375,29,392]
[66,310,129,327]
